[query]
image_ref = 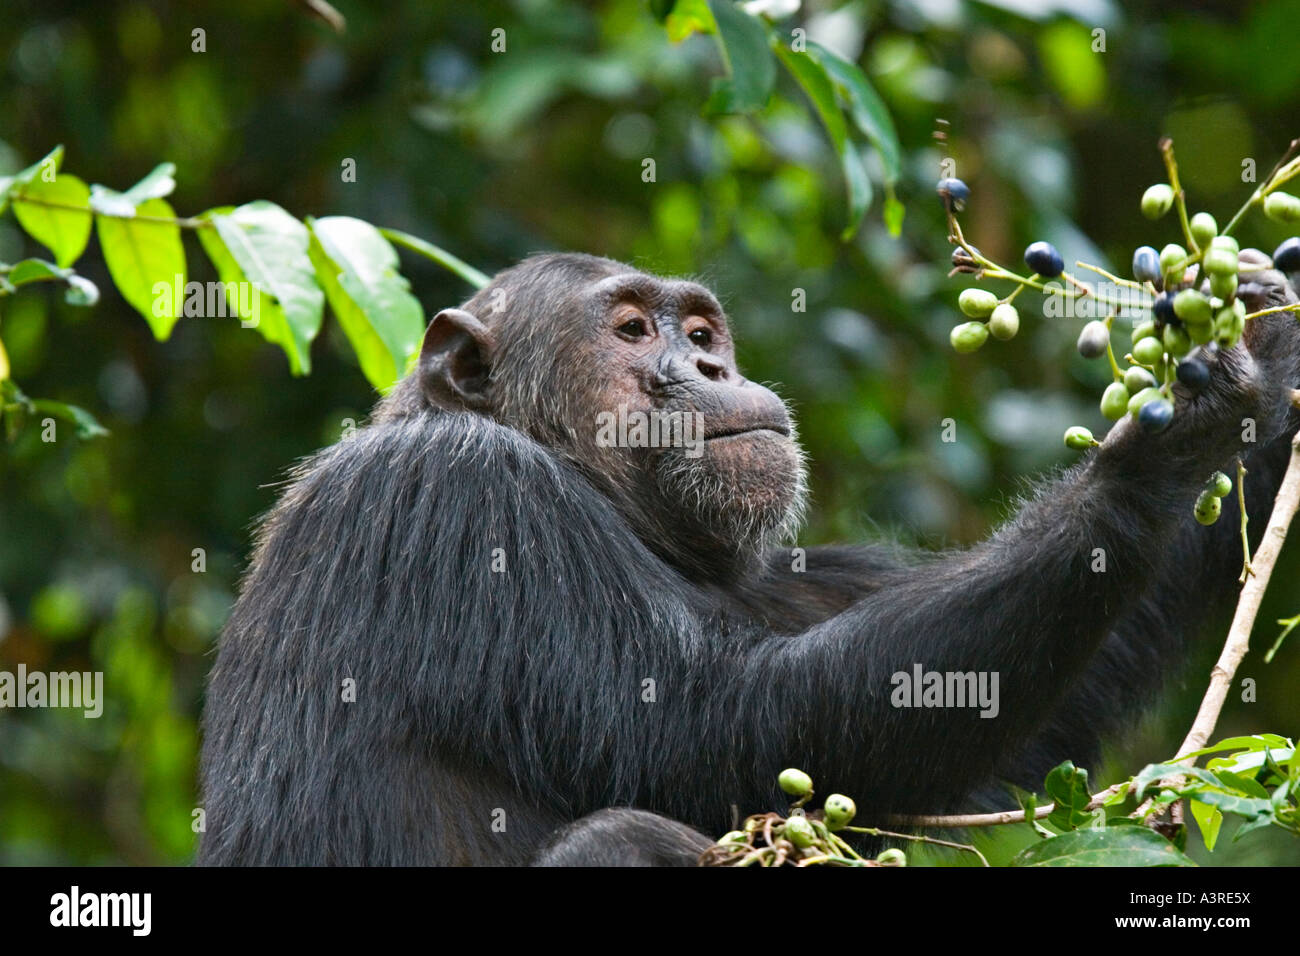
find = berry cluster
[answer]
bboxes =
[939,139,1300,525]
[699,769,907,867]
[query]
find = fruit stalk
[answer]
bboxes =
[1159,138,1197,251]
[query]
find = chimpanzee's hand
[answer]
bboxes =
[1227,250,1300,450]
[1104,250,1300,470]
[1237,249,1300,407]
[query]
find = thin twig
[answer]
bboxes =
[848,826,990,866]
[1238,457,1253,583]
[887,781,1128,829]
[1174,393,1300,763]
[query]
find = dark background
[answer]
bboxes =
[1,0,1297,864]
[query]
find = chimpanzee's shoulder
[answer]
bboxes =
[359,410,570,481]
[303,410,607,528]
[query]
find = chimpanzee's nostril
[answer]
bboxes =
[696,355,726,381]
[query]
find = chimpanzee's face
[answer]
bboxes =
[416,257,808,575]
[557,272,807,569]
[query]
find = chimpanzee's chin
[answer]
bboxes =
[653,432,806,560]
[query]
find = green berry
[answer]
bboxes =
[1210,234,1239,254]
[1194,491,1222,526]
[1214,301,1245,347]
[1208,471,1233,498]
[1204,247,1238,277]
[876,848,908,866]
[1127,386,1162,417]
[823,794,857,830]
[1132,336,1165,366]
[989,303,1020,340]
[1186,318,1214,345]
[1162,323,1192,358]
[1131,319,1158,344]
[1141,184,1175,219]
[958,288,999,318]
[783,814,816,848]
[1124,366,1157,394]
[1209,271,1237,302]
[778,768,813,796]
[950,321,989,353]
[1100,382,1130,420]
[1064,426,1097,450]
[1190,211,1218,248]
[1264,191,1300,224]
[1159,243,1187,274]
[1173,289,1212,326]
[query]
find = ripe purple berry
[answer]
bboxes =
[1024,241,1064,278]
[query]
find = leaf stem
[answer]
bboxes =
[8,193,207,228]
[379,227,490,289]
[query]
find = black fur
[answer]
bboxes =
[198,253,1300,866]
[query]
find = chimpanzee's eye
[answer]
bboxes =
[618,319,646,338]
[689,328,712,347]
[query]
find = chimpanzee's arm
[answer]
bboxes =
[987,267,1300,795]
[384,332,1268,832]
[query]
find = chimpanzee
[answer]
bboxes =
[197,251,1300,866]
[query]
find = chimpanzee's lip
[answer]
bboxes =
[704,423,791,441]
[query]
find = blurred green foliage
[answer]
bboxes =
[1,0,1298,864]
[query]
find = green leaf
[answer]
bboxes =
[198,202,324,375]
[11,173,93,267]
[1044,761,1093,831]
[307,217,425,392]
[704,0,775,114]
[1179,734,1291,762]
[95,197,186,339]
[650,0,678,23]
[64,274,99,307]
[1212,770,1271,799]
[0,145,64,199]
[88,184,137,218]
[87,162,180,220]
[775,44,871,239]
[1102,781,1131,807]
[1015,790,1054,838]
[121,163,177,205]
[1013,827,1196,867]
[806,41,902,186]
[1182,789,1274,824]
[1189,799,1224,851]
[665,0,715,43]
[29,398,109,439]
[1038,21,1106,111]
[7,258,68,286]
[1131,761,1220,802]
[883,188,906,237]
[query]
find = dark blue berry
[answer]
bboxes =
[937,178,970,213]
[1132,246,1162,285]
[1138,398,1174,433]
[1176,356,1210,392]
[1024,241,1064,277]
[1152,291,1177,325]
[1273,237,1300,273]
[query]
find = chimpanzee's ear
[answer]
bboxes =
[418,308,495,410]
